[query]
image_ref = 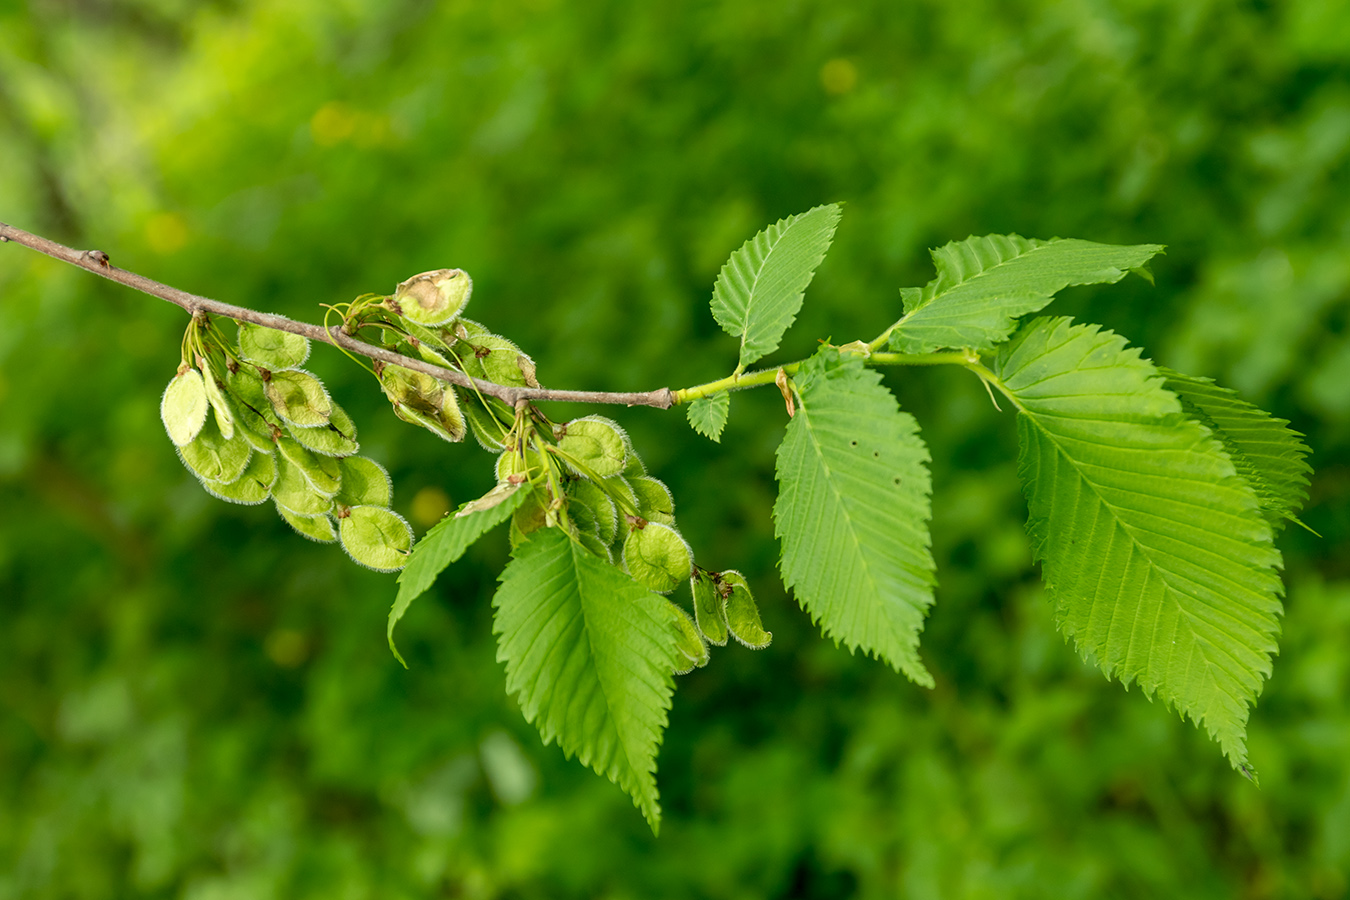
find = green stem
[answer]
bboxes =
[673,363,804,404]
[672,349,976,404]
[868,351,972,367]
[960,359,1022,411]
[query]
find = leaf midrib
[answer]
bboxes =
[1024,413,1264,648]
[900,237,1047,322]
[731,225,790,358]
[797,402,897,649]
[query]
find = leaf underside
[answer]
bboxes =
[773,350,936,685]
[388,486,528,665]
[493,528,678,833]
[1159,368,1312,533]
[711,203,842,368]
[686,393,730,442]
[996,317,1284,768]
[890,234,1165,354]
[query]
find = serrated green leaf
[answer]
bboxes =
[994,317,1284,768]
[686,393,730,443]
[238,322,310,370]
[711,203,842,368]
[773,350,936,685]
[1160,368,1312,533]
[161,367,209,447]
[493,528,678,832]
[338,505,413,572]
[888,235,1164,354]
[388,484,527,666]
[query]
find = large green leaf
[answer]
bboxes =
[888,234,1164,354]
[1160,368,1312,533]
[389,484,527,665]
[773,350,936,685]
[494,527,678,832]
[710,203,842,369]
[995,317,1284,770]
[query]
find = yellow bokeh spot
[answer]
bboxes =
[821,58,859,96]
[311,101,358,147]
[145,212,188,255]
[411,485,453,528]
[265,629,310,668]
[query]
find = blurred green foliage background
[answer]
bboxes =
[2,0,1349,897]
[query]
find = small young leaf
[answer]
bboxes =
[238,322,310,370]
[686,393,730,443]
[161,367,209,447]
[711,203,842,368]
[493,528,677,833]
[720,571,772,649]
[622,522,693,594]
[179,417,252,485]
[278,504,337,543]
[558,416,630,478]
[334,456,392,508]
[773,349,936,685]
[995,316,1284,768]
[338,505,413,572]
[667,601,709,673]
[1160,368,1312,532]
[690,570,728,646]
[888,235,1165,354]
[389,484,528,664]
